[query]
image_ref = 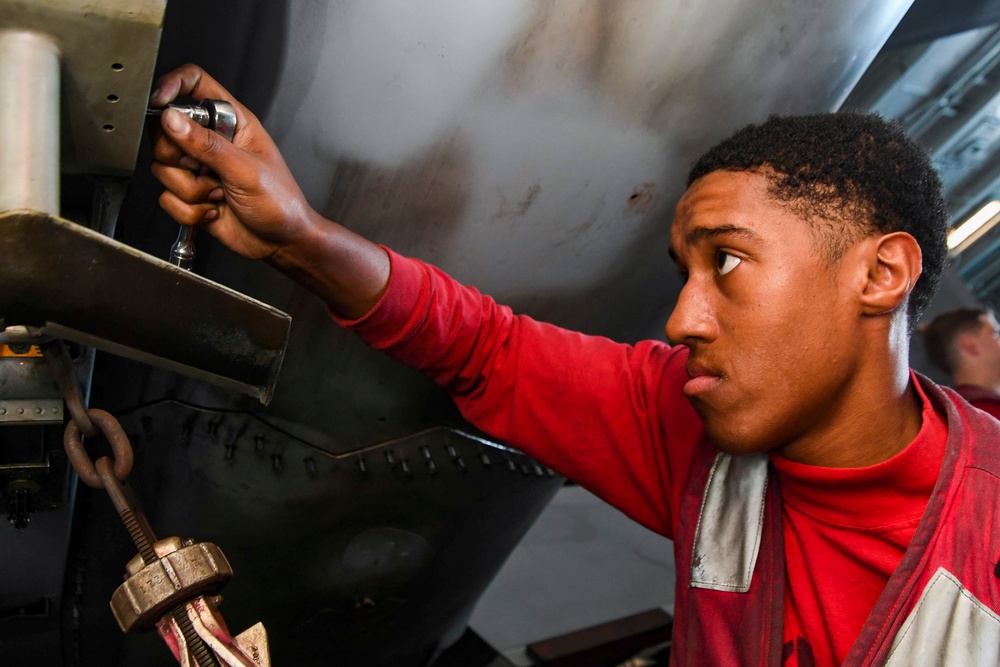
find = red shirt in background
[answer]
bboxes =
[954,384,1000,421]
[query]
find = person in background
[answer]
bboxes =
[921,307,1000,419]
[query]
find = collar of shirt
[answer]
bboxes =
[768,372,947,530]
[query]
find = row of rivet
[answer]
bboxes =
[131,412,556,480]
[0,406,59,416]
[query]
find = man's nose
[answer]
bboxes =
[665,281,718,345]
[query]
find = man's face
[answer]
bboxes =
[666,170,864,457]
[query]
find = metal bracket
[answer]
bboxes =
[0,211,290,404]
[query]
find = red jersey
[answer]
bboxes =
[954,384,1000,421]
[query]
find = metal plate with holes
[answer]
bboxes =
[0,0,166,176]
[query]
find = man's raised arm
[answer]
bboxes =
[149,64,389,320]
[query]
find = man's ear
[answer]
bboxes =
[957,331,981,357]
[859,232,923,316]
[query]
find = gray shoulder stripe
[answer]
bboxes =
[886,567,1000,666]
[689,453,768,593]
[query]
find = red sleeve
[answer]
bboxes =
[334,248,706,538]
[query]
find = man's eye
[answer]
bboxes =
[716,251,741,275]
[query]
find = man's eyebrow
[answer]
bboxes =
[669,224,762,264]
[684,224,763,245]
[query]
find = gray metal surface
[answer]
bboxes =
[268,0,911,343]
[0,0,166,176]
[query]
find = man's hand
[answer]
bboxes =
[149,64,390,319]
[150,64,314,261]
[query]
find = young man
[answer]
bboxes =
[922,308,1000,419]
[150,65,1000,666]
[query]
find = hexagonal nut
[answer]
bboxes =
[125,536,184,576]
[110,541,232,633]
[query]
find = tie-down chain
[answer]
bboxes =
[42,340,271,667]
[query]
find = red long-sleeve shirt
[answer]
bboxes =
[336,249,946,666]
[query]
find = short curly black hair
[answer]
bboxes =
[688,112,948,326]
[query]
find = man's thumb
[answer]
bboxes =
[162,108,233,171]
[163,108,192,137]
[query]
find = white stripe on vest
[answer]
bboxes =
[885,567,1000,666]
[689,452,768,593]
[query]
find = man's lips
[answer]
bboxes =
[684,361,723,397]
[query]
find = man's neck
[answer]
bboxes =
[776,373,922,468]
[777,317,921,469]
[952,368,1000,394]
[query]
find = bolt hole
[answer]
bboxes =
[107,94,119,103]
[102,124,115,132]
[111,62,124,71]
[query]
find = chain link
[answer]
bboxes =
[40,340,97,438]
[63,408,134,488]
[39,340,133,487]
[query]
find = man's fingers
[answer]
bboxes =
[152,131,190,165]
[150,124,205,172]
[158,190,218,226]
[151,161,222,205]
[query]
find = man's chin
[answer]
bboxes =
[702,419,776,457]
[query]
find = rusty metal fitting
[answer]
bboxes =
[63,409,133,488]
[110,538,233,633]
